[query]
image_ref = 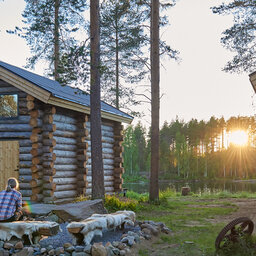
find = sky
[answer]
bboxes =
[0,0,255,128]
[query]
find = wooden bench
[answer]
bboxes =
[67,210,135,245]
[0,221,60,244]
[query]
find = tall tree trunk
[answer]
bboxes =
[90,0,105,199]
[115,15,119,109]
[54,0,60,81]
[149,0,159,202]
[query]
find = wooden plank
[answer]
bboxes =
[0,141,19,190]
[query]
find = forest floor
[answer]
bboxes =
[128,198,256,256]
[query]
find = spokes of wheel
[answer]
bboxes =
[215,217,254,250]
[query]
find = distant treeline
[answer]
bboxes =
[123,116,256,179]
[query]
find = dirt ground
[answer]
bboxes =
[128,198,256,255]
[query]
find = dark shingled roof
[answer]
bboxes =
[0,60,133,121]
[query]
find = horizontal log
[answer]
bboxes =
[53,177,77,185]
[114,146,124,154]
[55,171,77,178]
[19,175,32,182]
[19,154,32,161]
[87,158,114,165]
[19,183,31,189]
[55,184,78,192]
[19,161,32,168]
[43,153,56,161]
[77,155,88,161]
[44,168,56,176]
[30,134,42,143]
[114,183,122,191]
[0,116,30,125]
[77,180,88,188]
[31,165,43,172]
[43,115,53,124]
[54,164,77,171]
[19,168,31,176]
[54,121,77,132]
[54,136,77,145]
[87,175,114,182]
[44,106,56,115]
[30,179,43,188]
[77,142,88,150]
[42,146,53,153]
[86,152,113,160]
[0,124,32,132]
[42,161,54,169]
[43,124,56,132]
[54,144,77,151]
[29,118,43,128]
[43,183,56,190]
[19,139,32,147]
[42,132,53,139]
[27,101,35,111]
[30,109,43,118]
[76,168,88,174]
[43,176,53,183]
[32,127,42,134]
[32,157,41,165]
[0,132,31,138]
[32,142,42,149]
[32,171,43,179]
[53,130,76,138]
[54,157,77,165]
[53,114,77,124]
[32,186,43,194]
[86,187,114,195]
[43,139,56,147]
[54,150,76,158]
[31,194,43,202]
[114,157,123,163]
[53,190,77,199]
[30,148,43,156]
[87,165,114,171]
[26,95,34,101]
[20,189,32,197]
[114,167,124,174]
[87,170,114,176]
[86,123,114,132]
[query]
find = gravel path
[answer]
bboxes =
[39,223,140,248]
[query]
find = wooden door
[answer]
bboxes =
[0,141,19,190]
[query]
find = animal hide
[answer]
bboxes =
[0,221,59,244]
[67,210,136,245]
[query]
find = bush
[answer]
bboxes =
[104,195,138,212]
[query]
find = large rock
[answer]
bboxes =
[28,200,107,222]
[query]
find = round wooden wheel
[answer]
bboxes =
[215,217,254,249]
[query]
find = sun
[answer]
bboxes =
[229,130,248,146]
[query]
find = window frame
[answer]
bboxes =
[0,93,19,120]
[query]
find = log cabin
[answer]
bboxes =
[0,60,133,204]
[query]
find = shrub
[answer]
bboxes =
[104,194,138,212]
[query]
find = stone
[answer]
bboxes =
[143,233,151,240]
[14,241,23,250]
[3,243,13,250]
[48,249,55,255]
[121,236,135,247]
[141,224,159,236]
[119,250,126,256]
[111,247,120,256]
[162,226,172,234]
[40,248,47,254]
[47,245,54,251]
[56,247,65,255]
[142,228,152,235]
[112,241,119,248]
[64,243,73,249]
[0,242,4,248]
[72,252,88,256]
[13,247,34,256]
[117,243,126,250]
[75,246,84,252]
[66,246,75,253]
[91,243,107,256]
[83,245,92,254]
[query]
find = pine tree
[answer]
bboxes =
[8,0,87,84]
[212,1,256,73]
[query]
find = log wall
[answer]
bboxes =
[0,80,33,198]
[0,80,125,203]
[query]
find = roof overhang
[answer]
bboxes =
[0,67,133,124]
[249,71,256,93]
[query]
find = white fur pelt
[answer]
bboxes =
[0,221,59,244]
[67,210,136,245]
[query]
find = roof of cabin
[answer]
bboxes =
[0,60,133,123]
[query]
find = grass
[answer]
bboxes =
[122,189,256,255]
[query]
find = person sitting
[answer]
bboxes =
[0,177,23,222]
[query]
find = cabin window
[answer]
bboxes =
[0,94,18,118]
